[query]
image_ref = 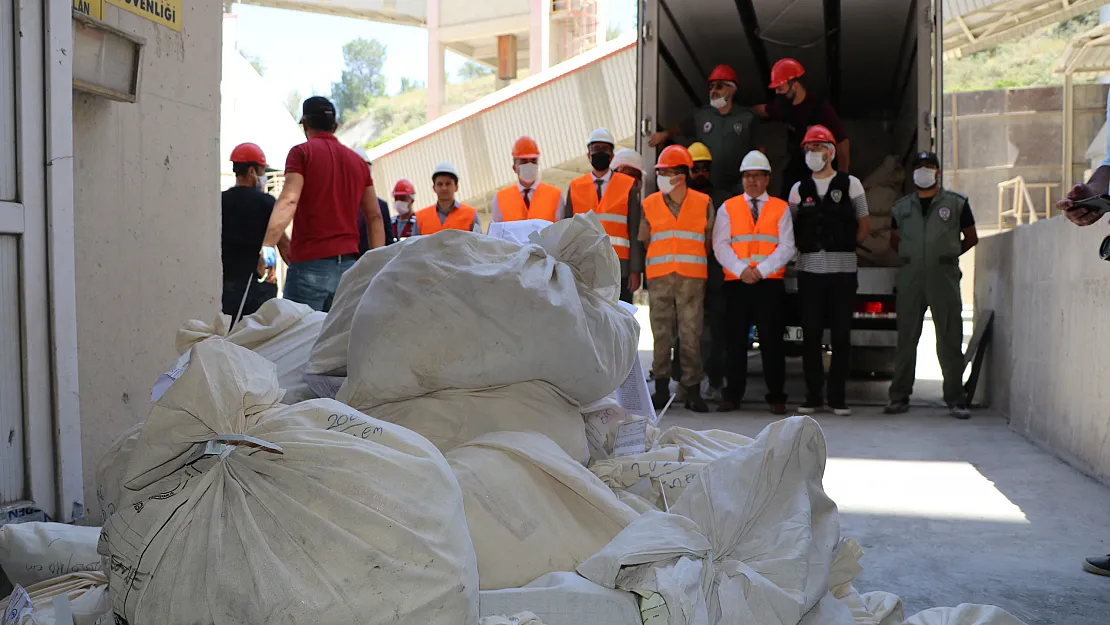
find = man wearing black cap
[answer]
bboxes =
[260,96,385,311]
[885,152,978,419]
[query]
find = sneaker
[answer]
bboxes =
[796,402,822,415]
[769,403,787,415]
[1083,554,1110,577]
[948,404,971,420]
[829,404,853,416]
[884,399,910,414]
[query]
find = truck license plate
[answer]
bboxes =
[784,326,803,341]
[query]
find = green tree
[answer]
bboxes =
[606,24,622,42]
[456,61,493,82]
[330,38,388,119]
[399,77,424,93]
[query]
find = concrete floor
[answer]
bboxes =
[634,309,1110,624]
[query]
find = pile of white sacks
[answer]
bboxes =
[2,215,1028,625]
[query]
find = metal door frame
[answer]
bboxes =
[637,0,659,192]
[0,0,82,523]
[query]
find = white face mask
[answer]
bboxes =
[517,163,539,184]
[805,151,827,173]
[255,173,268,191]
[656,174,677,194]
[913,167,937,189]
[394,200,411,215]
[710,97,728,111]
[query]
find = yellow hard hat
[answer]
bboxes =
[688,142,712,162]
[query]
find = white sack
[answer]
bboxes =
[864,187,899,218]
[99,338,478,625]
[671,416,840,625]
[863,156,905,191]
[175,298,325,403]
[447,431,639,590]
[342,215,639,406]
[353,381,589,463]
[902,605,1028,625]
[826,538,903,625]
[578,511,714,625]
[94,424,142,523]
[305,240,412,377]
[479,572,641,625]
[0,523,101,587]
[0,572,111,625]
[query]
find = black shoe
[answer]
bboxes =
[651,377,671,410]
[884,399,910,414]
[1083,554,1110,577]
[685,385,709,413]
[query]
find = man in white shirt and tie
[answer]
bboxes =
[711,150,796,414]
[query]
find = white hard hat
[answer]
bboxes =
[740,150,772,173]
[611,148,643,172]
[352,146,370,163]
[433,161,459,179]
[588,127,616,146]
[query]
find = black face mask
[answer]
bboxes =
[690,176,711,191]
[590,152,613,171]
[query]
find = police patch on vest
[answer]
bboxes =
[703,121,713,133]
[830,189,843,203]
[733,122,744,135]
[939,206,952,222]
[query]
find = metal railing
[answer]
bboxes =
[997,176,1059,229]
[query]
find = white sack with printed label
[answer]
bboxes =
[446,431,639,591]
[340,215,638,407]
[0,523,102,587]
[174,298,325,403]
[0,572,111,625]
[98,338,478,625]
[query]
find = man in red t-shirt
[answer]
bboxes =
[260,96,384,311]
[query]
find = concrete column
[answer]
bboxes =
[427,0,445,120]
[529,0,550,76]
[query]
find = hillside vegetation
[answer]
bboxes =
[945,11,1099,92]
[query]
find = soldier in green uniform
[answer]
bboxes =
[885,152,979,419]
[648,64,758,200]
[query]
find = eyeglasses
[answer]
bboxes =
[708,81,732,91]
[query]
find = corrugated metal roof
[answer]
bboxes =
[943,0,1103,60]
[1057,22,1110,74]
[366,35,638,210]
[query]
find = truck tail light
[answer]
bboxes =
[854,300,897,319]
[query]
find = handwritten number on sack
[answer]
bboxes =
[327,413,383,439]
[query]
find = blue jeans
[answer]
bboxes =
[283,258,356,312]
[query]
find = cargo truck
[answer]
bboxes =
[636,0,944,375]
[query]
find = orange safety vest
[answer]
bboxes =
[415,204,477,234]
[642,190,710,280]
[721,195,789,281]
[496,182,562,222]
[569,172,634,260]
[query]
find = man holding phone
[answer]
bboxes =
[1057,94,1110,577]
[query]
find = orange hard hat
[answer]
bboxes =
[392,179,416,196]
[512,136,540,159]
[654,145,695,170]
[800,125,836,146]
[230,142,267,166]
[769,58,805,89]
[707,64,738,85]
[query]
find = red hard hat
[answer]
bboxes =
[512,136,540,159]
[230,142,267,166]
[769,58,805,89]
[654,145,695,170]
[392,179,416,197]
[800,125,836,146]
[707,64,738,85]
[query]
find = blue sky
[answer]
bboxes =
[229,1,637,103]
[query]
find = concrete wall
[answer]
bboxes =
[974,219,1110,486]
[72,1,223,519]
[942,85,1107,230]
